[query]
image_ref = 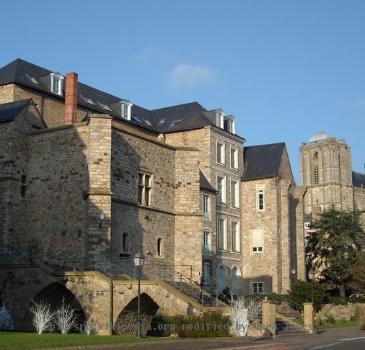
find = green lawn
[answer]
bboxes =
[0,332,163,350]
[315,319,360,330]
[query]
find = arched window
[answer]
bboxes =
[216,265,226,293]
[121,233,129,252]
[203,262,211,286]
[231,267,241,296]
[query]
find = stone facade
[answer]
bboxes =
[300,132,365,230]
[0,59,310,332]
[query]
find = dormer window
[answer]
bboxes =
[121,100,132,121]
[216,110,224,129]
[50,73,64,96]
[224,116,236,134]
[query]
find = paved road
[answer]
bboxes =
[71,327,365,350]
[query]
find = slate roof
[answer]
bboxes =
[243,143,286,181]
[0,59,242,136]
[200,171,216,193]
[352,171,365,188]
[0,99,31,123]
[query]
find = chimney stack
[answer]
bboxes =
[64,72,78,124]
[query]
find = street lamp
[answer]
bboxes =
[134,252,145,337]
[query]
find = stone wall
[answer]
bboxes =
[0,84,15,103]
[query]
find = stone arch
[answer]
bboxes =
[24,282,86,331]
[114,292,159,335]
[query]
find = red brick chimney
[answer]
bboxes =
[64,72,78,124]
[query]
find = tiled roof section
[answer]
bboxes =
[352,171,365,188]
[147,102,213,133]
[0,99,31,123]
[200,171,216,193]
[243,142,286,181]
[0,58,216,134]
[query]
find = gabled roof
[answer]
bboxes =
[243,142,286,181]
[200,171,216,193]
[0,99,32,123]
[0,59,237,136]
[352,171,365,188]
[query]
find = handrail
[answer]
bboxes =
[268,292,302,310]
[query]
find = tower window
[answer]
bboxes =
[256,188,265,211]
[138,172,152,206]
[313,165,319,185]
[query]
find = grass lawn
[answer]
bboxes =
[0,332,164,350]
[315,319,360,330]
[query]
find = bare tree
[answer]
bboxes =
[0,305,14,330]
[230,296,261,336]
[30,300,54,335]
[55,298,77,334]
[82,318,96,335]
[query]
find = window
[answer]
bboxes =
[217,176,226,204]
[217,218,227,250]
[121,233,129,252]
[50,73,64,96]
[121,101,132,120]
[216,111,224,128]
[20,175,27,198]
[231,180,239,208]
[224,117,236,134]
[252,229,264,253]
[231,221,240,252]
[257,188,265,211]
[203,262,211,286]
[203,230,211,254]
[313,165,319,185]
[217,142,225,164]
[157,238,162,257]
[252,282,264,294]
[203,194,209,219]
[230,148,238,169]
[138,172,152,206]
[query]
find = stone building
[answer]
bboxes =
[0,58,306,331]
[300,132,365,228]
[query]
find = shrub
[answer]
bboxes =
[287,280,328,312]
[326,314,336,324]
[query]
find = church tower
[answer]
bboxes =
[299,132,354,218]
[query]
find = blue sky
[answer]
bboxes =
[1,0,364,181]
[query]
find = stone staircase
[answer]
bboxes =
[276,314,308,336]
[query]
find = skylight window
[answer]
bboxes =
[97,101,112,111]
[158,118,166,124]
[132,114,143,123]
[80,94,95,105]
[144,119,152,126]
[169,119,183,127]
[50,73,64,96]
[25,74,39,85]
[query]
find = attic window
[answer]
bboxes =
[158,118,166,124]
[144,119,152,126]
[97,101,112,111]
[216,111,224,129]
[80,94,95,105]
[170,119,183,128]
[25,74,39,85]
[50,73,64,96]
[121,101,132,120]
[132,114,143,123]
[224,116,236,134]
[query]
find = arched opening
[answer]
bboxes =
[24,282,86,332]
[114,293,159,336]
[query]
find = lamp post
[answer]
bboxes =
[134,252,145,337]
[308,270,314,304]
